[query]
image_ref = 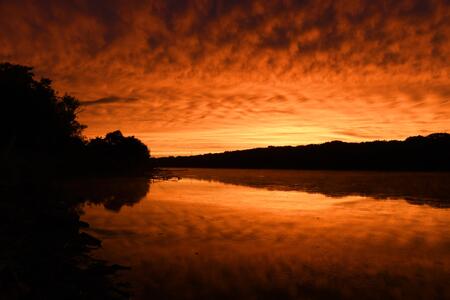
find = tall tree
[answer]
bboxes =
[0,62,85,154]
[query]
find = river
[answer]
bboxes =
[81,169,450,299]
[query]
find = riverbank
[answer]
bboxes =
[0,180,132,299]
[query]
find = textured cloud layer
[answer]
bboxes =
[1,0,449,155]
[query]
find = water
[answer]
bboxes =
[80,169,450,299]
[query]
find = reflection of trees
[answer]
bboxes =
[176,169,450,208]
[1,181,131,299]
[64,177,151,212]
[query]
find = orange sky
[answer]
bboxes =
[1,0,449,156]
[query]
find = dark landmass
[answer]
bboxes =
[0,62,152,184]
[154,133,450,171]
[0,62,155,299]
[0,180,132,299]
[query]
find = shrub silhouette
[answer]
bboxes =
[87,130,150,173]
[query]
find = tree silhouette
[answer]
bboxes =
[154,133,450,171]
[0,62,151,177]
[0,62,85,154]
[87,130,150,173]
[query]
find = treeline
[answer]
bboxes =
[0,62,151,180]
[154,133,450,171]
[0,62,138,298]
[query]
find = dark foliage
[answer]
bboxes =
[0,62,85,153]
[0,62,151,179]
[0,62,152,299]
[154,133,450,171]
[86,130,150,174]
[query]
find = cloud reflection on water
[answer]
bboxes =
[81,170,450,299]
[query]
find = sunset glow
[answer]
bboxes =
[1,1,449,156]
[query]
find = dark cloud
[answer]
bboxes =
[82,96,139,106]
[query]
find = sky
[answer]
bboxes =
[1,0,449,156]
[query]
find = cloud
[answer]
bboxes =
[82,96,139,106]
[0,0,449,155]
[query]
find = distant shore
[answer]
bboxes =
[153,133,450,171]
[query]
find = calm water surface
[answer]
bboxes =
[81,169,450,299]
